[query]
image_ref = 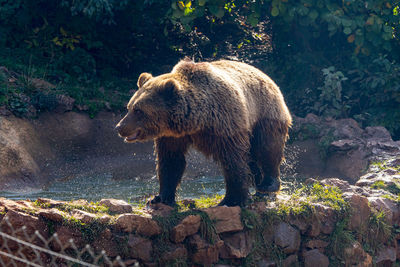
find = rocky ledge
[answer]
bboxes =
[1,161,400,267]
[291,114,400,181]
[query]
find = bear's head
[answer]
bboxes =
[116,72,184,143]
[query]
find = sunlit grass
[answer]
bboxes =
[34,199,110,214]
[193,194,224,209]
[271,182,348,218]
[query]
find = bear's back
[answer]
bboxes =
[172,59,291,125]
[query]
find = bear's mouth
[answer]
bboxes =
[124,130,141,143]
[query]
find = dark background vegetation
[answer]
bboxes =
[0,0,399,139]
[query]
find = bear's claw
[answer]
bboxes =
[256,177,281,194]
[218,196,249,207]
[149,195,177,207]
[150,195,162,204]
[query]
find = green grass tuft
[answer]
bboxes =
[194,194,224,209]
[363,210,393,254]
[56,201,110,214]
[269,182,348,219]
[328,218,355,262]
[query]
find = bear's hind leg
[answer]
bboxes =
[252,119,288,194]
[152,137,189,206]
[249,138,263,187]
[216,136,251,207]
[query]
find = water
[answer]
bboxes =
[0,173,226,203]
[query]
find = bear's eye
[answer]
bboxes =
[133,109,144,116]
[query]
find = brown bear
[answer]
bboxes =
[116,59,292,207]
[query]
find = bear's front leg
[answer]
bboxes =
[151,137,189,206]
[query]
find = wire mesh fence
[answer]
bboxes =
[0,216,133,267]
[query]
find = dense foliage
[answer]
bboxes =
[0,0,399,138]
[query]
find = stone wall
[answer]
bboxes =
[1,165,399,266]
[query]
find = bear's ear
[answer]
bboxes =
[164,79,179,91]
[137,72,153,88]
[160,79,180,100]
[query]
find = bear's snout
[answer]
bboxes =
[115,120,129,137]
[115,117,143,143]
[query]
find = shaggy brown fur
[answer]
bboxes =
[116,59,292,206]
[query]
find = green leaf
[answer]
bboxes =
[183,23,192,32]
[215,8,225,18]
[382,32,392,40]
[184,7,193,16]
[328,29,336,37]
[308,10,318,21]
[383,8,391,15]
[354,34,363,46]
[178,1,185,10]
[194,6,205,17]
[372,22,382,33]
[355,16,364,27]
[299,17,310,26]
[247,14,259,27]
[180,16,194,24]
[279,3,287,14]
[271,7,279,16]
[355,29,363,36]
[383,42,392,51]
[198,0,207,6]
[366,16,374,25]
[209,5,217,14]
[342,19,352,27]
[298,6,309,16]
[209,5,224,18]
[343,27,351,35]
[172,9,183,18]
[383,25,392,33]
[371,79,378,88]
[328,23,336,32]
[60,27,67,36]
[288,7,295,17]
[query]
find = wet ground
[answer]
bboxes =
[0,172,304,203]
[0,173,226,203]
